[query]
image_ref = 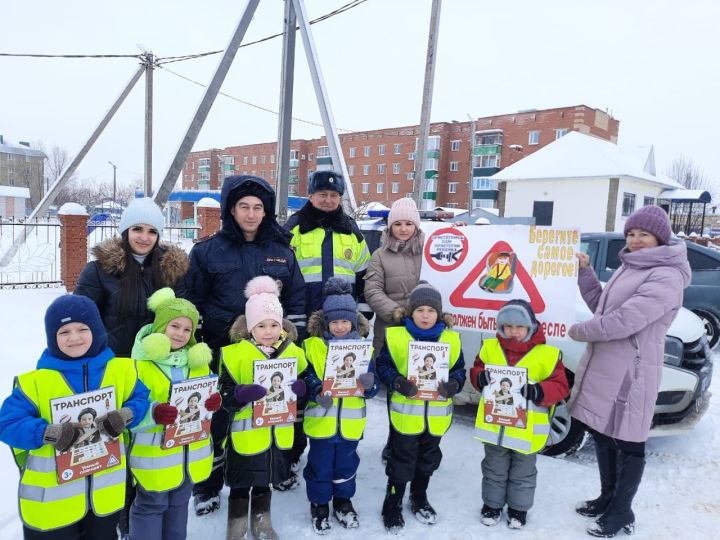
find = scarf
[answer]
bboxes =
[405,318,446,341]
[251,329,289,357]
[496,324,547,365]
[297,203,352,235]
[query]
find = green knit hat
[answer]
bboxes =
[147,288,199,347]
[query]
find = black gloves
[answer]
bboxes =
[476,370,492,391]
[437,379,460,399]
[521,383,544,405]
[393,376,418,398]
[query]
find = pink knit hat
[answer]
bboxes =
[244,276,284,331]
[624,205,672,245]
[388,197,420,228]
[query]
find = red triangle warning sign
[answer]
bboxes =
[449,240,546,313]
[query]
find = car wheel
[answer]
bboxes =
[541,399,588,457]
[692,309,720,349]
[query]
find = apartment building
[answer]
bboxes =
[0,135,46,211]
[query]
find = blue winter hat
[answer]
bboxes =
[322,277,357,329]
[45,295,107,359]
[308,170,345,196]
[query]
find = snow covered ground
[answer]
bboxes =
[0,288,717,539]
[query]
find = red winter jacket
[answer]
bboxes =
[469,325,569,407]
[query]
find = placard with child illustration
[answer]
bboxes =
[406,341,450,401]
[321,340,372,398]
[252,358,298,427]
[482,365,528,428]
[162,375,218,448]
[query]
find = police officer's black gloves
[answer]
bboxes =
[393,376,418,398]
[521,383,544,405]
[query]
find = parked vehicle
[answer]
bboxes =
[360,221,714,456]
[582,232,720,349]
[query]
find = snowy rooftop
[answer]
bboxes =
[491,131,682,189]
[0,137,46,158]
[0,186,30,198]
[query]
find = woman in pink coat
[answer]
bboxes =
[568,206,690,538]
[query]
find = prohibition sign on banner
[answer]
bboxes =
[424,228,469,272]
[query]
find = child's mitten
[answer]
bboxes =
[521,383,544,405]
[234,384,267,404]
[315,391,334,410]
[357,372,375,389]
[437,379,460,398]
[43,423,80,452]
[97,407,134,438]
[153,403,179,425]
[393,376,418,398]
[476,370,492,391]
[291,379,306,397]
[204,392,222,412]
[141,333,172,361]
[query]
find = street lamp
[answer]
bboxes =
[108,161,117,210]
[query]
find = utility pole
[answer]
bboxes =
[412,0,442,208]
[143,52,154,196]
[108,161,117,208]
[466,114,476,213]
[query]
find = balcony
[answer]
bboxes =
[316,156,333,166]
[289,159,299,168]
[472,189,498,201]
[289,176,299,184]
[473,166,500,177]
[422,192,437,200]
[426,149,440,159]
[473,145,502,156]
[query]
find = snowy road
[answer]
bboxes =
[0,288,717,539]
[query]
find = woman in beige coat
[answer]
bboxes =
[364,198,425,354]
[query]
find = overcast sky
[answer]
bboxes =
[1,0,718,198]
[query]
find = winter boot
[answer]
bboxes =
[226,497,250,540]
[194,492,221,516]
[587,453,645,538]
[273,472,300,491]
[382,482,406,534]
[507,508,527,529]
[310,502,332,535]
[333,497,359,529]
[480,504,502,526]
[409,475,437,525]
[250,490,278,540]
[577,443,618,517]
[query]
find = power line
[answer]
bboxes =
[0,53,141,59]
[158,65,354,132]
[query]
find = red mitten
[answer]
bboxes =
[204,392,222,413]
[153,403,179,425]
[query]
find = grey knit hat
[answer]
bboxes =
[119,197,165,236]
[322,277,358,329]
[408,280,443,314]
[496,299,538,342]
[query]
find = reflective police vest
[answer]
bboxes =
[129,362,213,492]
[473,338,560,455]
[14,358,136,532]
[386,327,461,437]
[302,337,371,441]
[288,225,370,286]
[221,340,307,456]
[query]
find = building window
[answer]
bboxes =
[622,193,636,217]
[260,155,266,165]
[528,131,540,145]
[406,172,415,180]
[270,170,276,178]
[377,164,386,175]
[450,161,459,172]
[270,154,275,164]
[363,165,370,176]
[289,184,297,195]
[361,183,369,194]
[475,132,503,146]
[391,182,400,193]
[394,143,402,154]
[392,163,401,174]
[364,145,371,157]
[250,155,256,165]
[643,196,655,206]
[408,152,416,161]
[378,144,386,156]
[448,182,458,193]
[199,158,210,166]
[349,147,356,158]
[290,149,299,160]
[555,128,568,139]
[348,165,355,176]
[317,146,330,158]
[377,183,384,194]
[451,140,461,151]
[308,153,314,161]
[474,154,500,168]
[425,158,439,171]
[447,203,458,208]
[472,178,497,190]
[427,136,441,150]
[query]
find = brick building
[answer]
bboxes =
[0,135,46,212]
[182,104,619,211]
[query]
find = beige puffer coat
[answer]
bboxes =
[364,229,425,354]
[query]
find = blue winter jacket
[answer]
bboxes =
[185,175,307,350]
[0,347,150,451]
[376,319,467,391]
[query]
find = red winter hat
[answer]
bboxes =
[623,205,672,245]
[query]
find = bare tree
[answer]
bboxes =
[666,155,710,191]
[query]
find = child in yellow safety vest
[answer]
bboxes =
[127,288,221,540]
[218,276,313,540]
[375,281,466,534]
[470,299,569,530]
[0,295,150,539]
[301,277,378,534]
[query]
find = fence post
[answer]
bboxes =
[58,203,89,292]
[197,198,221,239]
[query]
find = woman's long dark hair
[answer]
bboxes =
[117,230,167,320]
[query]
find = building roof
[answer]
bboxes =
[0,137,46,159]
[491,131,682,189]
[0,186,31,198]
[658,189,712,203]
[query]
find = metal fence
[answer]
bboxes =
[0,217,62,288]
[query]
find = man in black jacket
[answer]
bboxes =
[186,175,306,514]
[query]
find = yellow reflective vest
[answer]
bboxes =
[221,340,307,456]
[473,338,560,455]
[288,224,370,286]
[14,358,137,532]
[129,362,213,492]
[302,337,372,441]
[386,327,461,437]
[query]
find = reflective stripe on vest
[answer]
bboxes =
[130,361,213,492]
[289,226,370,283]
[385,327,461,436]
[302,337,369,441]
[221,341,308,456]
[14,358,136,531]
[473,339,560,455]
